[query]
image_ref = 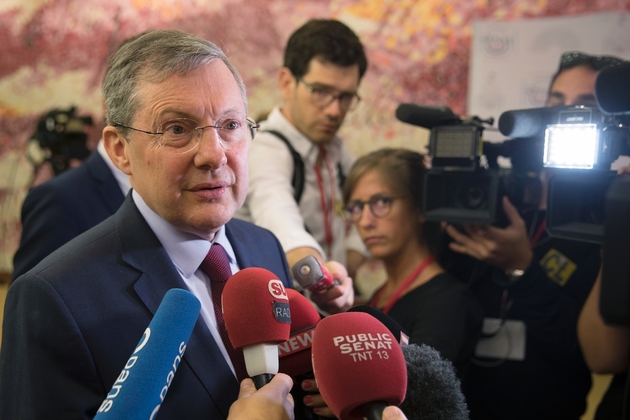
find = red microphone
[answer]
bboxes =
[222,267,291,389]
[291,255,338,292]
[312,312,407,420]
[278,288,321,377]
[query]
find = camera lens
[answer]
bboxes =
[457,181,487,210]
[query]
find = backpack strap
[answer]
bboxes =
[262,130,305,203]
[261,130,346,204]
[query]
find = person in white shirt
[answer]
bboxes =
[236,19,368,313]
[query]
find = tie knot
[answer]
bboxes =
[200,243,232,284]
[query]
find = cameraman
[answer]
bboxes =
[445,52,623,419]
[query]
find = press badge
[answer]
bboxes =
[474,318,526,361]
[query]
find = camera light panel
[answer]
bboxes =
[543,124,599,169]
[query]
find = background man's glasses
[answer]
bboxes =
[114,117,259,154]
[298,78,360,112]
[558,52,624,72]
[344,196,403,222]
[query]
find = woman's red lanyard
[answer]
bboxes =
[314,146,335,259]
[369,255,435,314]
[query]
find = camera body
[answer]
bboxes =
[499,104,630,244]
[27,106,93,176]
[419,119,541,227]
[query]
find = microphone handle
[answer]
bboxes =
[252,373,274,389]
[364,401,389,420]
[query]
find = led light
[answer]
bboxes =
[543,124,599,169]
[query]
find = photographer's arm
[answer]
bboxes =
[445,196,533,273]
[578,266,630,374]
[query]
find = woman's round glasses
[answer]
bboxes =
[344,196,403,222]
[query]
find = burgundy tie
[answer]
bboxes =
[199,243,248,382]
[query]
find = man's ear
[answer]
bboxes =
[278,67,296,102]
[103,126,132,175]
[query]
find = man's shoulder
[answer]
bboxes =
[227,217,278,240]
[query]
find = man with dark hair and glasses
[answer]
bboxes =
[444,51,624,420]
[1,29,298,419]
[236,18,368,312]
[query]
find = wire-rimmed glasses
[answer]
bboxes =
[114,117,260,154]
[298,78,361,112]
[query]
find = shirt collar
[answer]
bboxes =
[97,139,132,196]
[262,107,343,162]
[132,190,237,278]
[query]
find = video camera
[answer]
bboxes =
[395,104,543,227]
[498,103,630,244]
[26,106,93,176]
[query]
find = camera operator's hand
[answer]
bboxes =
[446,196,533,273]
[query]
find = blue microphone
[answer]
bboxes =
[94,288,201,420]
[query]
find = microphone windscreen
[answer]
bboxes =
[312,312,407,420]
[222,267,291,349]
[399,344,469,420]
[95,288,200,419]
[348,305,410,346]
[278,289,321,377]
[395,103,459,129]
[596,61,630,115]
[498,107,550,138]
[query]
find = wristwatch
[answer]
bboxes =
[506,268,525,283]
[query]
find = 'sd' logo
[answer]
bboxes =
[268,279,288,300]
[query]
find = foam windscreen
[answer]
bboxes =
[312,312,407,420]
[498,106,550,138]
[395,103,459,129]
[596,61,630,115]
[278,289,321,377]
[222,267,291,349]
[94,288,200,419]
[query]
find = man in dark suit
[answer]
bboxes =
[0,29,310,419]
[12,146,127,280]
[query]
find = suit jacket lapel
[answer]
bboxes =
[115,196,239,417]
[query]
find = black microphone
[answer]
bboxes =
[348,307,468,419]
[399,344,469,420]
[395,103,460,129]
[596,61,630,115]
[498,107,551,138]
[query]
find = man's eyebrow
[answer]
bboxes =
[308,81,357,94]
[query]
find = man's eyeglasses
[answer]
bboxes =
[114,117,260,154]
[344,196,403,222]
[298,78,360,112]
[558,52,623,72]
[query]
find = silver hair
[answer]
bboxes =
[102,29,247,134]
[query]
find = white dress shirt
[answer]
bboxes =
[235,107,366,266]
[133,190,240,379]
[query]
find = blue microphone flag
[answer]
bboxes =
[95,288,201,420]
